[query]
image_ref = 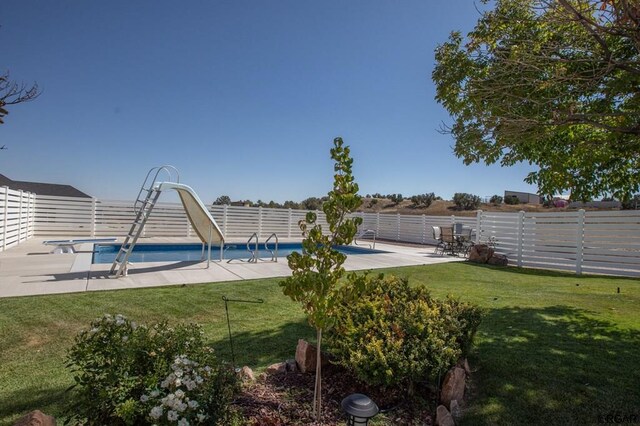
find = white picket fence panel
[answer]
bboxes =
[0,186,36,252]
[32,195,326,241]
[3,192,640,277]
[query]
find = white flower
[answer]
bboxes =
[149,406,163,419]
[197,413,207,422]
[185,380,196,391]
[122,335,128,342]
[176,401,187,412]
[175,378,182,387]
[89,328,99,334]
[195,375,203,384]
[131,321,138,329]
[178,418,189,426]
[174,389,185,399]
[150,389,160,398]
[188,400,199,409]
[167,410,178,421]
[140,394,149,403]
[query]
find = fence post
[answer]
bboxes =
[451,214,456,225]
[517,211,525,267]
[396,213,400,241]
[258,206,263,238]
[475,210,482,244]
[223,205,228,235]
[288,208,292,238]
[422,214,426,244]
[376,212,380,237]
[91,198,97,237]
[576,209,585,275]
[2,186,7,251]
[18,190,23,244]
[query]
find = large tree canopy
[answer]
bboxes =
[433,0,640,200]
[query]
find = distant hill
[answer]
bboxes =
[355,198,600,216]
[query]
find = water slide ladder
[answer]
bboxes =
[110,166,179,278]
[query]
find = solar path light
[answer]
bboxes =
[341,393,379,425]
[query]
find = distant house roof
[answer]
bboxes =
[0,174,91,198]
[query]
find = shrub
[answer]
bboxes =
[66,314,239,425]
[410,192,436,208]
[388,193,404,205]
[327,274,482,389]
[504,195,520,205]
[453,193,481,210]
[489,194,503,204]
[301,196,323,210]
[621,194,640,210]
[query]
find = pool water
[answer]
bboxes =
[92,242,387,264]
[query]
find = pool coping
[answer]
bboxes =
[0,237,463,298]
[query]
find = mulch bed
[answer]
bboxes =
[234,364,437,425]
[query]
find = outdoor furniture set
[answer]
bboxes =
[432,224,474,257]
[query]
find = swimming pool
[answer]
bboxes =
[92,242,388,264]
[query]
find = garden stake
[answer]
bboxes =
[222,296,264,369]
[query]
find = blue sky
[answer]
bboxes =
[1,0,538,203]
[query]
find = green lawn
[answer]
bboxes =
[1,263,639,425]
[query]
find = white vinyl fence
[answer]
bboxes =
[2,192,640,277]
[355,210,640,277]
[32,195,327,240]
[0,186,35,252]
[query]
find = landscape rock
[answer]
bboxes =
[285,358,298,373]
[450,399,462,421]
[468,244,494,264]
[240,366,255,381]
[440,367,466,407]
[13,410,56,426]
[265,362,287,375]
[435,405,455,426]
[295,339,329,373]
[487,254,508,266]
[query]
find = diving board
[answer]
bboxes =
[43,237,117,254]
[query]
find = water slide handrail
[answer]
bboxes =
[134,165,180,214]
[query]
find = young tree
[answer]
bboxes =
[280,137,362,421]
[433,0,640,201]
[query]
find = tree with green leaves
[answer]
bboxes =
[212,195,231,206]
[433,0,640,201]
[280,137,363,421]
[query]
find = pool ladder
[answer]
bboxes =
[354,229,377,249]
[244,232,279,263]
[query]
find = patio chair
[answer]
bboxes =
[456,227,473,257]
[432,226,445,255]
[441,226,457,255]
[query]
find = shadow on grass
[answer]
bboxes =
[463,305,640,426]
[456,261,639,281]
[208,318,314,369]
[0,385,68,425]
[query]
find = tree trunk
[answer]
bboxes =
[313,328,323,421]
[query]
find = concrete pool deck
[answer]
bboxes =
[0,237,463,298]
